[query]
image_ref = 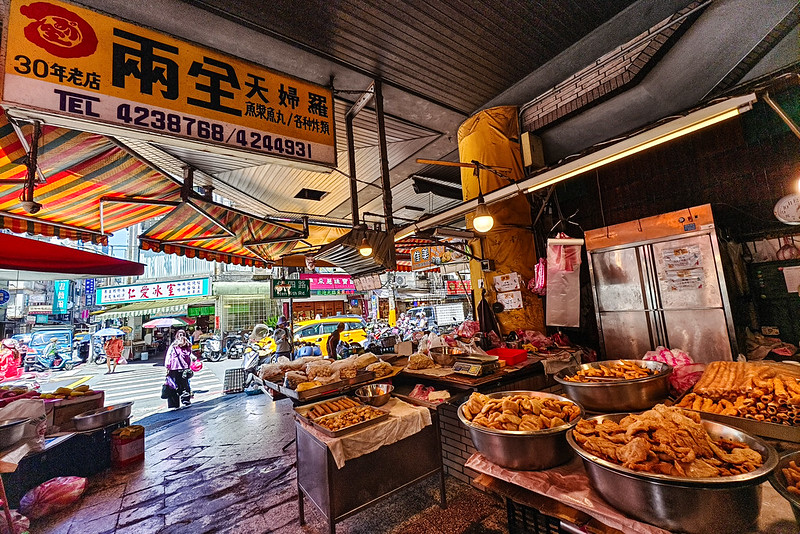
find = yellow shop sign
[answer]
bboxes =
[2,0,336,167]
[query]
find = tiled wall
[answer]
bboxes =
[438,373,563,485]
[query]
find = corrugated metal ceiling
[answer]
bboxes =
[184,0,640,114]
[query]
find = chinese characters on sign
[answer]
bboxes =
[271,279,311,299]
[2,0,336,167]
[84,278,95,307]
[96,278,210,305]
[446,280,472,295]
[299,273,355,295]
[53,280,69,314]
[410,246,466,271]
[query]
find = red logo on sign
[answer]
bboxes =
[20,2,98,58]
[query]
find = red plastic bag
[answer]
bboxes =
[19,476,87,519]
[190,359,203,372]
[0,509,29,534]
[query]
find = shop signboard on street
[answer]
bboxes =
[410,245,466,271]
[446,279,472,295]
[96,277,210,305]
[53,280,69,314]
[84,278,95,306]
[2,0,336,168]
[0,290,10,306]
[271,279,310,299]
[28,304,53,315]
[299,273,355,295]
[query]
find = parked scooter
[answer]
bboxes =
[201,334,223,362]
[24,342,77,372]
[224,331,247,359]
[241,343,271,387]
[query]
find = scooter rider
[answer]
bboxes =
[272,316,293,360]
[42,337,59,365]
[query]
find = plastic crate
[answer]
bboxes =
[488,348,528,365]
[223,368,246,394]
[506,499,565,534]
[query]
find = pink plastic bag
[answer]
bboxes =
[190,359,203,372]
[643,347,705,397]
[455,320,480,338]
[19,476,87,519]
[0,510,29,534]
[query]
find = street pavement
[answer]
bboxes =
[32,355,243,422]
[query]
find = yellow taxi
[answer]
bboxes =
[293,315,368,356]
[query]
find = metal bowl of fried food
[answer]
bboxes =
[429,346,465,366]
[554,360,672,412]
[768,450,800,524]
[457,391,583,471]
[355,383,394,406]
[567,412,778,534]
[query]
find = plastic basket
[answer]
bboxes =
[506,499,565,534]
[223,368,246,394]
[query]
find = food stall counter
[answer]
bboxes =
[295,397,445,534]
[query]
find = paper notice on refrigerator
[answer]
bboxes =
[661,244,702,269]
[782,266,800,293]
[660,244,704,291]
[663,268,705,291]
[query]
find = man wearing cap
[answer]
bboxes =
[273,316,292,360]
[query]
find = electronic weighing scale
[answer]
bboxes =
[452,354,500,377]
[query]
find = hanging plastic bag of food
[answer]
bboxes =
[545,233,583,327]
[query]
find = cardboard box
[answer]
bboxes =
[45,392,104,433]
[395,341,414,356]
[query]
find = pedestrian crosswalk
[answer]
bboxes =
[72,363,225,418]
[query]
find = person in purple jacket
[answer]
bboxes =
[165,330,193,408]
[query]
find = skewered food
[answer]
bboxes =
[563,360,656,382]
[406,352,435,370]
[461,391,580,431]
[307,397,361,418]
[315,405,385,432]
[676,361,800,426]
[572,404,763,477]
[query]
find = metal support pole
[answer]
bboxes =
[182,167,194,200]
[346,113,359,227]
[373,79,394,232]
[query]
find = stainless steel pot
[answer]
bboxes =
[457,391,583,471]
[768,450,800,525]
[429,346,465,366]
[0,418,28,449]
[73,402,133,431]
[554,360,671,412]
[567,413,778,534]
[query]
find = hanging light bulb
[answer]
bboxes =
[358,237,373,257]
[473,192,494,233]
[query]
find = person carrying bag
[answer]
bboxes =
[164,330,193,408]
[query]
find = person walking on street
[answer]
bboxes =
[104,335,124,374]
[165,330,193,408]
[273,316,293,360]
[327,322,345,359]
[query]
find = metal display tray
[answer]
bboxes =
[682,408,800,443]
[310,405,390,438]
[293,395,361,419]
[342,370,375,386]
[280,379,345,401]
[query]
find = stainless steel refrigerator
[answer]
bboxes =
[585,204,736,363]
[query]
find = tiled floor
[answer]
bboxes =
[33,394,507,533]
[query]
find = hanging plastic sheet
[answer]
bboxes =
[545,234,583,327]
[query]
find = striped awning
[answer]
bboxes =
[139,199,302,268]
[0,107,180,244]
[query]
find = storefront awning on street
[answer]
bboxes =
[314,228,396,277]
[0,233,144,277]
[138,199,303,267]
[0,108,182,244]
[94,296,215,320]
